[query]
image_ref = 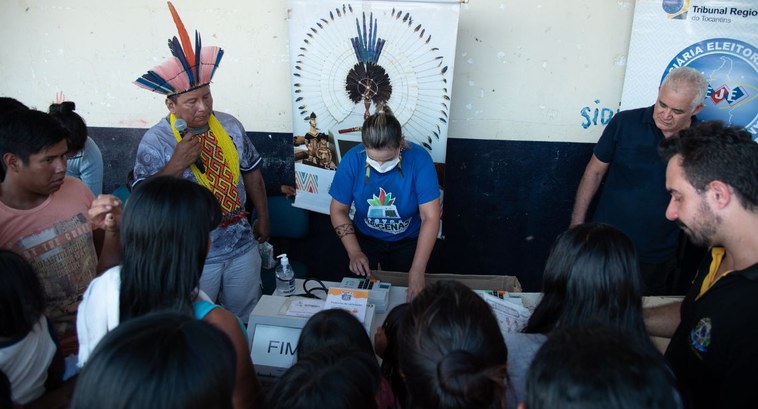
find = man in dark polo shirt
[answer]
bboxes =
[570,67,707,295]
[645,121,758,409]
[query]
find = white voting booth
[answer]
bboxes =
[247,276,530,384]
[247,280,382,384]
[247,274,680,384]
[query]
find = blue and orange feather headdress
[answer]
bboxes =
[134,2,223,95]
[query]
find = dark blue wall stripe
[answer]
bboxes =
[90,127,295,194]
[90,127,593,291]
[437,138,593,291]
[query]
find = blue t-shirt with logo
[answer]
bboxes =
[329,142,439,242]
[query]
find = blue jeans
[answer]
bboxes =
[199,246,262,323]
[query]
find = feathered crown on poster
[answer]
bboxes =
[288,0,461,213]
[288,0,461,164]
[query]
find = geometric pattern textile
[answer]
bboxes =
[167,113,246,227]
[296,170,319,194]
[199,130,242,217]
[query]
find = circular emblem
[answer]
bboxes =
[662,38,758,138]
[689,317,712,354]
[662,0,687,15]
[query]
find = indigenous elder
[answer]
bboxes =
[329,109,440,301]
[132,2,269,322]
[570,67,707,295]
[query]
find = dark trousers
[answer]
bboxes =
[356,231,418,272]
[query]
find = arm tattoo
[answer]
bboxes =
[334,223,355,239]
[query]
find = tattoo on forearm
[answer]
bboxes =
[334,223,355,238]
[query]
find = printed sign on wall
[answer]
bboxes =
[621,0,757,137]
[288,0,460,213]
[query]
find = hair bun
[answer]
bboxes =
[437,350,481,394]
[61,101,76,113]
[437,349,507,404]
[49,101,76,114]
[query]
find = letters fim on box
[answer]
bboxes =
[248,294,375,385]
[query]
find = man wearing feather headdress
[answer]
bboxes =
[132,2,269,322]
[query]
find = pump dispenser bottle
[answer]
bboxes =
[275,254,295,295]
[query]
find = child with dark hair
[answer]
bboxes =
[398,280,509,409]
[375,303,409,408]
[0,250,63,405]
[524,223,649,337]
[523,325,682,409]
[0,109,121,355]
[269,345,380,409]
[0,97,28,116]
[296,308,398,409]
[0,97,27,184]
[296,308,374,359]
[504,223,659,407]
[77,176,262,409]
[70,312,237,409]
[49,101,103,195]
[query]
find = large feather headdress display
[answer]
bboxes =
[134,2,224,95]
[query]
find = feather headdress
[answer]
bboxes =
[134,2,224,95]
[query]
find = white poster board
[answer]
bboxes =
[621,0,757,137]
[289,0,460,213]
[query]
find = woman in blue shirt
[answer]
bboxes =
[329,111,440,300]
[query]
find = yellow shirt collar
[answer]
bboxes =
[697,247,732,299]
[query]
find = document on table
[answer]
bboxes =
[284,298,325,317]
[323,287,369,323]
[482,293,531,333]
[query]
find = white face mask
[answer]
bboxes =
[366,156,400,173]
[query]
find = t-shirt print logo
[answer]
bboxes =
[367,187,398,218]
[365,187,410,234]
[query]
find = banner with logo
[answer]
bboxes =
[288,0,460,214]
[621,0,757,137]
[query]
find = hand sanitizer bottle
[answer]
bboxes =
[275,254,295,295]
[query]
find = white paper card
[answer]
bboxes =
[284,298,325,317]
[323,287,369,323]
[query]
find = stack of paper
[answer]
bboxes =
[481,293,532,333]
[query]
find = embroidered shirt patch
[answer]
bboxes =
[690,317,712,354]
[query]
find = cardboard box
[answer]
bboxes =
[371,271,522,292]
